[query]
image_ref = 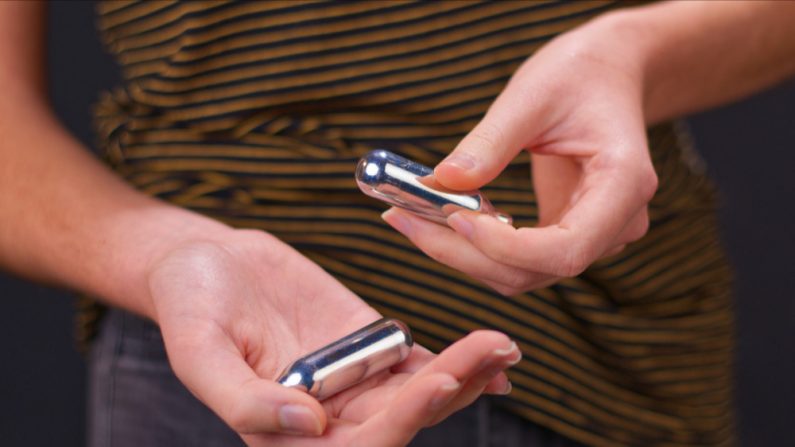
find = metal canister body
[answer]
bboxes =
[355,149,512,225]
[276,318,413,400]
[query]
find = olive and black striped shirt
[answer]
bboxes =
[87,1,735,445]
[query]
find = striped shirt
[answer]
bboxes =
[87,1,735,445]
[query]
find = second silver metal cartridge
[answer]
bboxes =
[276,318,413,401]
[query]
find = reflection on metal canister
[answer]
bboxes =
[276,318,413,401]
[356,149,512,225]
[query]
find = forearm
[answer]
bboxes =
[0,87,231,319]
[618,1,795,124]
[0,2,235,320]
[573,1,795,125]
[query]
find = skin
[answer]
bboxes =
[383,1,795,297]
[2,1,794,445]
[0,2,514,446]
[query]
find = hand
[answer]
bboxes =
[147,229,519,446]
[382,15,658,296]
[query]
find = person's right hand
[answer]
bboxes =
[146,229,519,447]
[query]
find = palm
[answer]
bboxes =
[147,230,515,446]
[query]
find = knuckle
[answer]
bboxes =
[480,239,513,265]
[467,120,506,150]
[226,403,256,433]
[609,244,627,257]
[555,243,592,277]
[597,150,659,204]
[221,379,274,434]
[501,273,531,293]
[423,243,454,266]
[627,216,650,242]
[594,147,633,171]
[638,166,659,202]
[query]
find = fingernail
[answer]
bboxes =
[382,209,413,237]
[430,381,460,411]
[279,404,322,435]
[448,212,474,238]
[442,153,476,171]
[493,341,521,365]
[493,341,517,357]
[500,381,513,395]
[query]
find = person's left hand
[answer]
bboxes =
[382,14,659,295]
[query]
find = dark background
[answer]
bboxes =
[1,2,793,446]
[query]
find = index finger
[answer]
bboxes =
[447,165,654,276]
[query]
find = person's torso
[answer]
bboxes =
[90,2,736,446]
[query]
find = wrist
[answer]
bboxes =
[596,6,687,125]
[554,4,688,125]
[574,8,660,118]
[539,8,652,112]
[589,2,795,125]
[87,203,237,322]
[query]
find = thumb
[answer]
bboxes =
[434,95,536,191]
[162,321,327,436]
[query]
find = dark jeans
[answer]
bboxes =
[88,309,584,447]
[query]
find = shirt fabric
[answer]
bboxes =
[85,2,736,446]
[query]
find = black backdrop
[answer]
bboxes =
[1,2,793,446]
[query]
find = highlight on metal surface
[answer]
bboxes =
[355,149,512,225]
[276,318,413,401]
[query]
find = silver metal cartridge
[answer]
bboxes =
[356,149,512,225]
[276,318,413,400]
